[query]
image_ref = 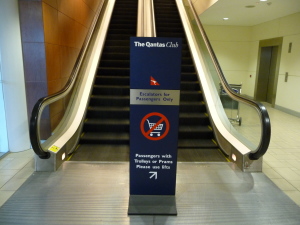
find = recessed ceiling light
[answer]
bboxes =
[260,0,267,1]
[223,18,229,21]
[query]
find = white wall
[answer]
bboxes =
[256,13,300,113]
[203,12,300,115]
[276,32,300,113]
[203,25,252,94]
[0,0,31,152]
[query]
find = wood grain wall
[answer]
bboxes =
[19,0,102,138]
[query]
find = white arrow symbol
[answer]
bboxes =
[149,171,157,179]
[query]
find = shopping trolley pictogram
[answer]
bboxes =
[140,112,170,141]
[146,119,164,136]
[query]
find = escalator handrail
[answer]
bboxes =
[150,0,157,37]
[137,0,144,36]
[29,1,106,159]
[187,0,271,160]
[137,0,156,37]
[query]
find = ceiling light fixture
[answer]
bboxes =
[223,18,229,21]
[260,0,267,2]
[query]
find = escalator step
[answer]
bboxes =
[86,106,129,119]
[181,81,200,91]
[89,99,129,107]
[92,85,130,95]
[179,126,214,139]
[80,132,129,144]
[180,105,206,112]
[178,139,218,148]
[83,118,129,133]
[98,67,130,76]
[180,91,204,101]
[100,53,130,61]
[181,73,198,82]
[102,46,130,54]
[71,144,129,161]
[94,75,129,85]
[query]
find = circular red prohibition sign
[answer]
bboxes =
[140,112,170,141]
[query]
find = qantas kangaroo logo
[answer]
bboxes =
[150,76,160,86]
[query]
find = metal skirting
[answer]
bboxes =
[0,162,300,224]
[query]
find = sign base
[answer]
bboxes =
[128,195,177,215]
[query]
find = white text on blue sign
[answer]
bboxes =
[134,154,174,170]
[134,41,179,48]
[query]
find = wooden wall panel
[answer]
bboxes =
[19,0,102,133]
[43,3,59,44]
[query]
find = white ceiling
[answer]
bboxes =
[199,0,300,26]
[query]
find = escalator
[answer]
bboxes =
[30,0,270,171]
[154,0,227,162]
[70,0,226,162]
[69,0,138,161]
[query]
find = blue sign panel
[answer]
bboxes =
[130,37,182,195]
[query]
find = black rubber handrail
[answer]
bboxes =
[187,0,271,160]
[30,1,106,159]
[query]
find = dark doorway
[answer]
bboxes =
[255,37,282,106]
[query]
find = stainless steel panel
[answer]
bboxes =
[0,162,299,225]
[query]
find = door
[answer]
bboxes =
[255,38,282,106]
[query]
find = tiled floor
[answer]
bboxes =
[0,105,300,208]
[261,105,300,206]
[0,150,34,207]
